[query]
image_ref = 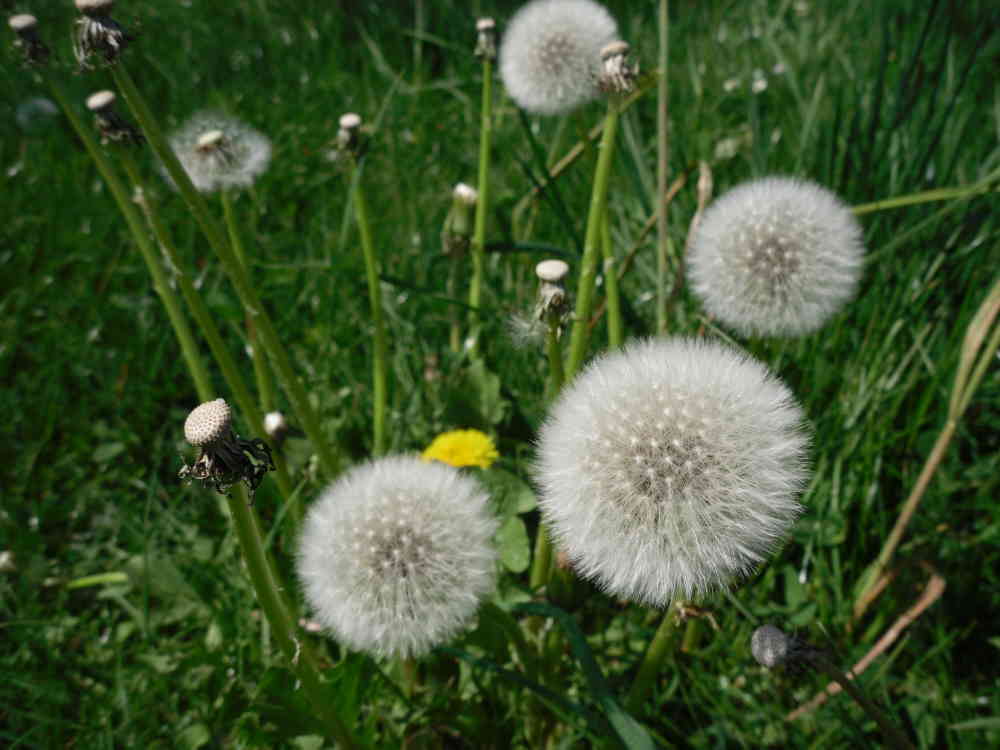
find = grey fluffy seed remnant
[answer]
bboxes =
[751,624,792,668]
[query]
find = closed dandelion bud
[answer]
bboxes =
[687,176,865,337]
[296,456,499,659]
[166,112,272,193]
[500,0,618,115]
[535,337,809,605]
[74,0,130,69]
[85,89,142,145]
[8,14,50,65]
[179,399,275,496]
[474,17,497,60]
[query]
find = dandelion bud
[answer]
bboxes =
[85,89,142,145]
[474,17,497,60]
[500,0,618,116]
[296,456,498,659]
[337,112,364,157]
[535,337,809,605]
[751,624,793,668]
[165,112,271,192]
[535,258,571,321]
[443,183,478,256]
[74,0,130,69]
[598,40,637,95]
[687,176,865,337]
[8,14,50,65]
[179,399,275,496]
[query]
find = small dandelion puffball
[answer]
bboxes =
[166,111,272,192]
[296,456,499,659]
[500,0,618,115]
[751,624,792,668]
[687,176,865,337]
[535,337,809,605]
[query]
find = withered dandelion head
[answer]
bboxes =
[179,399,274,496]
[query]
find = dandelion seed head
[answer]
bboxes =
[184,398,232,447]
[500,0,618,115]
[687,176,865,337]
[166,111,272,192]
[535,337,809,605]
[296,456,498,659]
[751,624,792,668]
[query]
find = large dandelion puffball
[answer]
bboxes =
[535,337,809,605]
[500,0,618,115]
[296,456,498,659]
[687,176,865,337]
[166,111,272,193]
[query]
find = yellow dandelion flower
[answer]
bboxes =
[421,429,499,469]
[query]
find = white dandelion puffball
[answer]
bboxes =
[687,176,865,337]
[500,0,618,115]
[535,337,809,605]
[296,456,498,659]
[166,111,272,192]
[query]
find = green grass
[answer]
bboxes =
[2,0,999,747]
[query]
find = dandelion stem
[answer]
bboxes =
[600,207,623,349]
[566,101,620,378]
[111,63,340,478]
[468,53,493,357]
[851,170,1000,215]
[349,160,389,456]
[221,189,276,415]
[625,605,678,713]
[117,152,298,515]
[656,0,670,334]
[447,252,462,354]
[46,79,212,405]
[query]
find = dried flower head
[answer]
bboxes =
[263,411,288,443]
[8,14,50,65]
[422,429,499,469]
[336,112,364,157]
[598,40,637,95]
[751,624,794,668]
[74,0,130,69]
[687,176,865,337]
[443,183,478,256]
[535,337,809,605]
[85,89,142,145]
[179,399,274,495]
[475,17,497,60]
[296,456,498,658]
[166,111,272,192]
[499,0,618,115]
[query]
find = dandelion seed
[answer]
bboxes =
[535,337,809,605]
[687,176,865,337]
[499,0,618,115]
[165,111,272,192]
[296,456,498,658]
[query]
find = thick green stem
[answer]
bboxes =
[222,190,276,415]
[447,252,462,354]
[111,64,339,478]
[808,653,916,750]
[47,80,212,403]
[656,0,670,334]
[117,152,296,507]
[49,75,348,743]
[566,102,620,378]
[350,162,389,456]
[625,607,679,713]
[468,55,493,356]
[852,171,1000,215]
[600,208,623,349]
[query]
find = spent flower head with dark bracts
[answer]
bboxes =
[73,0,131,69]
[296,456,498,659]
[535,337,810,605]
[165,111,272,193]
[8,14,50,66]
[687,176,865,337]
[85,90,143,145]
[474,17,497,60]
[179,399,275,496]
[500,0,618,115]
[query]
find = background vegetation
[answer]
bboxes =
[1,0,998,746]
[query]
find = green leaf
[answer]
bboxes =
[479,466,538,516]
[177,723,212,750]
[496,516,530,573]
[514,602,656,750]
[92,441,126,463]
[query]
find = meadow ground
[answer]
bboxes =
[1,0,998,747]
